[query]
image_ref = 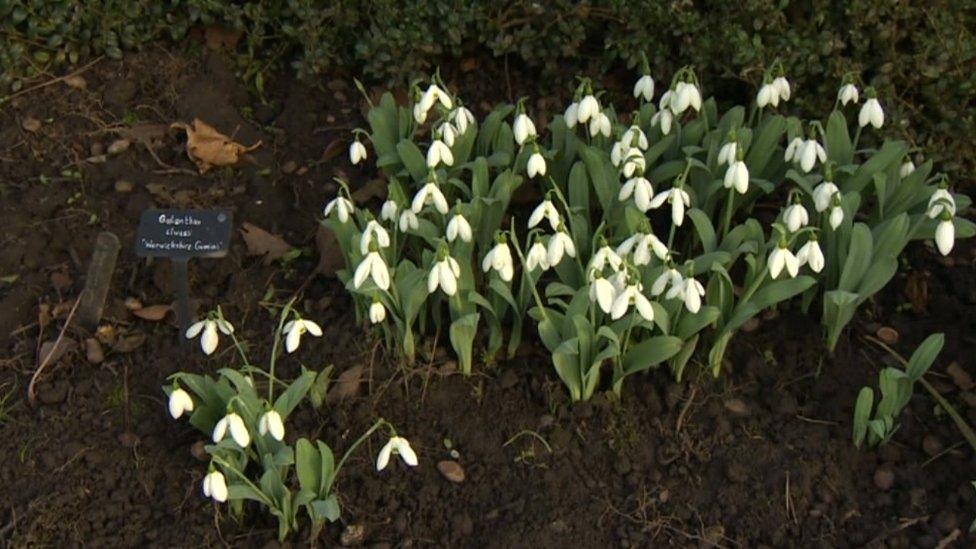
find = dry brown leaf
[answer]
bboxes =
[204,26,242,51]
[131,304,171,321]
[351,179,388,203]
[328,364,364,401]
[64,75,87,90]
[315,223,345,277]
[170,119,261,173]
[321,139,346,161]
[946,362,974,391]
[38,337,77,367]
[113,333,147,353]
[904,270,929,314]
[240,222,294,266]
[107,139,131,155]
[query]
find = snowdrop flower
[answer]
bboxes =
[767,242,799,279]
[283,318,323,353]
[900,160,916,178]
[617,231,668,265]
[353,250,391,290]
[426,139,454,168]
[773,76,791,102]
[376,436,418,471]
[784,137,804,162]
[513,113,537,146]
[634,74,655,101]
[589,112,612,138]
[438,122,458,147]
[935,212,955,256]
[213,411,250,448]
[413,102,429,125]
[756,81,778,108]
[202,469,228,503]
[651,267,683,297]
[547,230,576,267]
[589,274,615,314]
[724,160,749,194]
[412,181,450,214]
[369,297,386,324]
[619,176,655,211]
[622,125,649,150]
[927,187,956,218]
[828,195,845,230]
[380,200,398,222]
[186,318,234,356]
[783,201,810,233]
[717,141,737,166]
[671,81,702,114]
[422,84,452,110]
[796,237,825,273]
[451,106,476,134]
[398,209,419,232]
[360,219,391,254]
[323,195,354,223]
[428,254,461,296]
[838,83,859,106]
[610,283,655,321]
[609,270,628,295]
[564,101,580,128]
[578,94,599,123]
[610,141,627,167]
[798,138,827,173]
[258,409,285,441]
[482,239,514,281]
[446,213,473,243]
[527,147,547,178]
[649,186,691,226]
[168,386,194,419]
[589,245,623,274]
[349,140,367,165]
[528,199,561,231]
[670,276,705,313]
[651,109,673,135]
[858,91,884,129]
[526,240,550,272]
[812,181,840,212]
[621,149,646,178]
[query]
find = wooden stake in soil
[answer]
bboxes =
[77,231,121,332]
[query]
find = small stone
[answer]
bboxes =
[38,381,69,405]
[64,75,87,90]
[922,435,944,457]
[873,466,895,491]
[658,488,669,503]
[876,326,899,345]
[281,160,298,174]
[114,180,134,193]
[107,139,131,155]
[22,117,42,132]
[723,398,750,416]
[340,524,366,546]
[85,338,104,364]
[191,441,209,462]
[437,460,465,483]
[90,142,105,156]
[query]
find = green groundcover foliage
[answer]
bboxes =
[2,1,973,187]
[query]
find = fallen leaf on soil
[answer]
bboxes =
[240,222,294,266]
[315,224,345,277]
[22,117,42,132]
[946,362,974,391]
[64,75,87,90]
[876,326,899,345]
[351,178,388,203]
[95,324,117,346]
[107,139,131,155]
[85,338,105,364]
[321,139,346,161]
[124,297,143,311]
[131,304,171,321]
[170,119,261,173]
[117,122,168,144]
[38,337,78,367]
[328,364,364,401]
[723,398,750,416]
[904,270,929,314]
[113,333,147,353]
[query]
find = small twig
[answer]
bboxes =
[921,440,966,467]
[795,415,838,426]
[27,296,82,406]
[0,57,103,103]
[503,429,553,453]
[675,386,698,432]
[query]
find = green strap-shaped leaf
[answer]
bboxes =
[687,208,717,253]
[852,387,874,448]
[838,223,873,292]
[905,333,944,382]
[825,110,853,167]
[396,139,427,182]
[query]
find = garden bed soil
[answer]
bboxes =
[1,48,975,548]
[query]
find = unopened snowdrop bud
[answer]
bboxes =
[353,250,391,290]
[376,436,418,471]
[796,236,825,273]
[589,274,615,314]
[858,90,884,129]
[935,212,955,256]
[185,318,234,356]
[767,241,799,279]
[360,220,391,254]
[610,283,655,322]
[283,318,323,353]
[349,140,367,165]
[258,409,285,441]
[927,187,956,218]
[900,160,916,178]
[323,196,355,223]
[526,240,550,272]
[634,74,655,102]
[369,297,386,324]
[381,200,398,222]
[812,181,840,213]
[438,122,458,147]
[202,469,228,503]
[428,254,461,296]
[482,239,514,281]
[578,94,599,123]
[446,213,473,243]
[528,199,561,231]
[426,139,454,168]
[724,160,749,194]
[838,83,859,106]
[513,113,537,146]
[168,387,194,419]
[213,412,251,448]
[527,147,547,178]
[717,141,737,166]
[547,230,576,267]
[799,139,826,173]
[564,102,580,129]
[589,112,612,138]
[773,76,791,102]
[783,201,810,233]
[412,181,450,214]
[828,195,845,230]
[398,210,419,232]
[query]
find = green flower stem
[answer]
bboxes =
[334,419,387,477]
[211,455,276,509]
[268,298,297,403]
[508,222,550,324]
[721,186,736,239]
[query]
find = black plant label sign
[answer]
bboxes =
[135,209,232,259]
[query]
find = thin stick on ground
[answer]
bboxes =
[0,57,104,104]
[27,296,82,406]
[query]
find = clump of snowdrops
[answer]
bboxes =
[166,302,417,541]
[330,60,973,401]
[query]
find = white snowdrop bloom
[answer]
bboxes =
[202,470,228,503]
[413,102,429,125]
[621,149,645,178]
[380,200,399,222]
[213,412,250,448]
[527,150,547,178]
[482,241,514,281]
[411,182,450,214]
[349,140,367,165]
[526,241,550,272]
[671,81,702,114]
[619,176,655,212]
[168,387,194,419]
[589,112,612,138]
[651,267,683,297]
[609,270,628,295]
[651,109,673,135]
[634,74,655,101]
[376,436,418,471]
[610,283,655,322]
[724,160,750,194]
[446,213,473,243]
[784,137,804,162]
[610,141,628,167]
[617,232,668,265]
[935,214,955,256]
[578,94,599,123]
[799,139,827,173]
[353,251,391,290]
[547,231,576,267]
[258,410,285,441]
[528,200,561,231]
[659,90,672,111]
[677,276,706,313]
[564,102,580,129]
[369,299,386,324]
[283,318,323,353]
[186,318,234,356]
[589,275,616,314]
[838,83,859,106]
[426,139,454,168]
[437,122,458,147]
[717,142,737,166]
[812,182,840,213]
[323,196,354,223]
[622,125,649,150]
[859,97,884,129]
[360,220,391,254]
[423,84,453,110]
[829,203,845,230]
[589,245,623,274]
[783,202,810,233]
[648,187,691,226]
[428,255,461,297]
[900,160,916,178]
[773,76,791,102]
[796,238,825,273]
[767,244,800,279]
[451,106,476,134]
[398,209,419,232]
[513,113,537,146]
[927,188,956,218]
[756,82,777,108]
